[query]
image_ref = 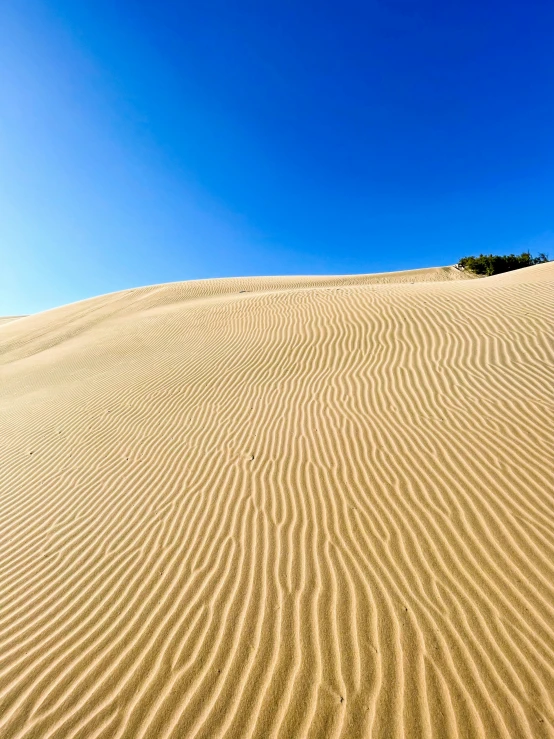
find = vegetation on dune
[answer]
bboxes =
[457,252,549,276]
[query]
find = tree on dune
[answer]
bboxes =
[457,252,549,276]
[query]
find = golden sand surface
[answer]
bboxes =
[1,264,553,738]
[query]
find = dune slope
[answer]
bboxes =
[0,264,553,739]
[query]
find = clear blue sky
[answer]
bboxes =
[1,0,553,314]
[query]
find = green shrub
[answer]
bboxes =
[457,252,549,276]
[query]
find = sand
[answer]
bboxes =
[1,263,553,738]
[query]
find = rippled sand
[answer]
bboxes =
[1,264,553,738]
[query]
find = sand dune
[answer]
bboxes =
[1,263,553,738]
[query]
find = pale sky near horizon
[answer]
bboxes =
[1,0,553,315]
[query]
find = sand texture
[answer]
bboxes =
[1,263,553,738]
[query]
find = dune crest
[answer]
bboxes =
[1,263,553,738]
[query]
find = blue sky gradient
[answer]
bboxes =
[1,0,553,314]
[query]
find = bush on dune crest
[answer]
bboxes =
[457,251,549,276]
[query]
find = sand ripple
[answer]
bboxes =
[1,264,553,738]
